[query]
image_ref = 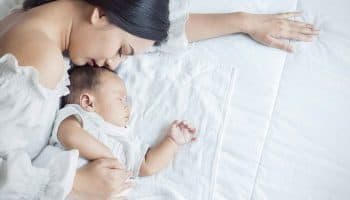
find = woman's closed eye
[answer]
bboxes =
[118,47,123,57]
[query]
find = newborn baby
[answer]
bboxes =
[50,66,197,179]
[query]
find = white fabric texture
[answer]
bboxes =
[0,0,22,19]
[156,0,189,53]
[0,54,78,199]
[118,52,235,200]
[50,104,150,176]
[188,0,350,200]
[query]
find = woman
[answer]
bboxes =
[0,0,318,199]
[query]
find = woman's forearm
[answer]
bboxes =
[185,12,247,42]
[185,11,319,52]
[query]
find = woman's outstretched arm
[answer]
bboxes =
[186,12,319,52]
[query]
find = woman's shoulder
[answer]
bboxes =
[1,28,65,89]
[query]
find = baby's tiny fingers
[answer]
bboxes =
[171,123,177,129]
[190,128,197,133]
[183,121,195,130]
[181,121,190,129]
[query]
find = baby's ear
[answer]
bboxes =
[80,93,96,112]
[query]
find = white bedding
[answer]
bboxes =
[1,0,349,199]
[186,0,350,199]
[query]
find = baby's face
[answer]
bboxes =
[93,72,130,127]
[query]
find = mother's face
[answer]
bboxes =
[68,8,155,70]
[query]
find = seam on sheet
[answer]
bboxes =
[208,65,236,200]
[247,54,289,200]
[247,1,299,197]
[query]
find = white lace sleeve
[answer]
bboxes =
[34,146,79,199]
[0,53,78,199]
[158,0,190,53]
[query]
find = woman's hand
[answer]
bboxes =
[241,12,319,52]
[69,158,133,200]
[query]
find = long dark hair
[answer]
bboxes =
[23,0,170,43]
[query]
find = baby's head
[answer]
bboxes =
[63,65,130,127]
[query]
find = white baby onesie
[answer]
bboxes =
[50,104,149,176]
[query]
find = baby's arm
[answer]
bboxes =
[139,120,197,176]
[57,116,115,161]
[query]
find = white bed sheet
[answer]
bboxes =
[188,0,350,199]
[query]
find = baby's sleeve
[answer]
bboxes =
[50,105,84,149]
[157,0,190,53]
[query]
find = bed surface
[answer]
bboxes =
[188,0,350,199]
[123,0,350,199]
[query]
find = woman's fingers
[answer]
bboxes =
[110,169,132,181]
[247,12,319,52]
[119,181,134,192]
[267,36,293,52]
[294,33,314,41]
[274,19,319,41]
[98,158,126,169]
[277,11,302,19]
[298,26,319,35]
[287,20,319,35]
[274,13,319,40]
[281,30,314,41]
[288,20,316,30]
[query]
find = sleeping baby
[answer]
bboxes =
[49,66,197,179]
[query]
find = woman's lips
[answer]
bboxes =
[87,59,95,66]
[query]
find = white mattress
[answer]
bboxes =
[1,0,349,199]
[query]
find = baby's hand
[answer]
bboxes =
[168,120,197,145]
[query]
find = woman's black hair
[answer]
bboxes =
[23,0,170,43]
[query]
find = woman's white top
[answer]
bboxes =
[50,104,149,176]
[0,53,79,199]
